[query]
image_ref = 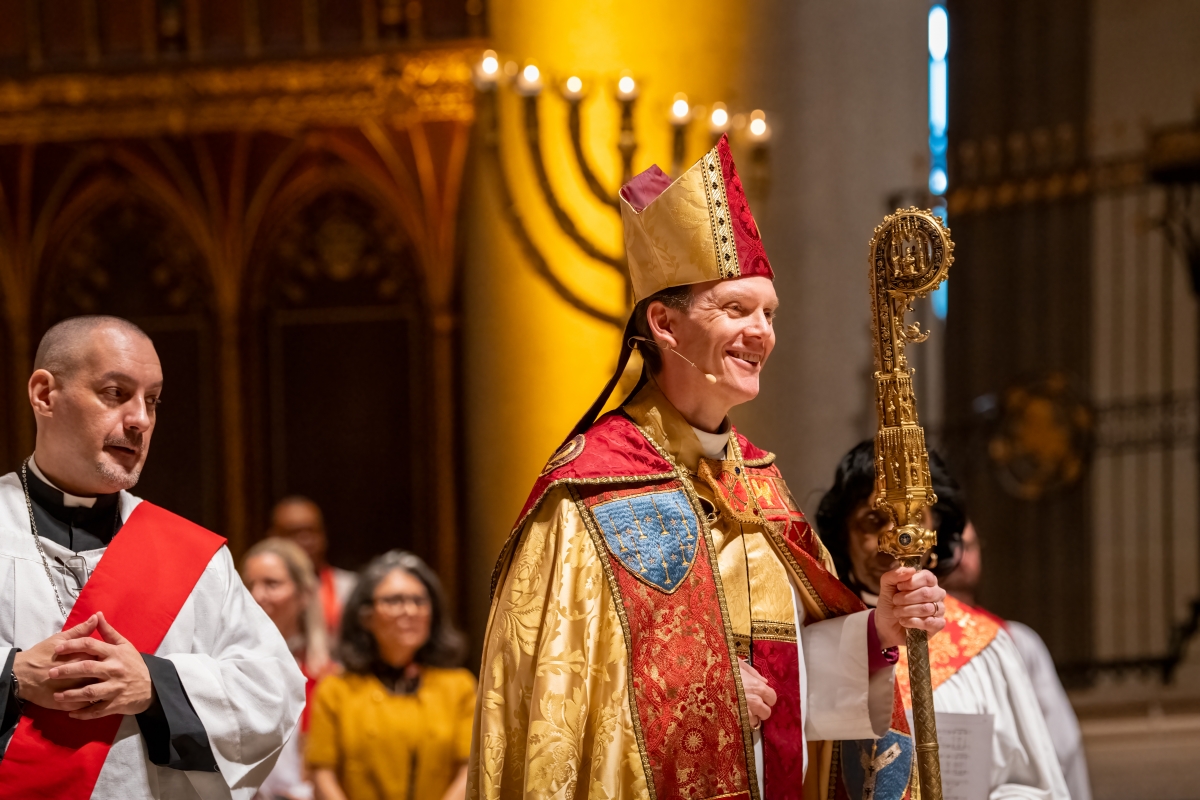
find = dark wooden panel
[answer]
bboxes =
[0,0,28,63]
[944,0,1094,667]
[422,0,472,39]
[99,1,144,59]
[269,312,425,570]
[130,320,220,529]
[202,0,247,54]
[0,307,12,474]
[260,0,303,50]
[318,0,362,47]
[41,0,86,63]
[37,195,222,530]
[254,188,429,569]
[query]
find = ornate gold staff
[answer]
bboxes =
[867,207,954,800]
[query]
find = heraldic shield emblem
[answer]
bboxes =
[589,488,699,594]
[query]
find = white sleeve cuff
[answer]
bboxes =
[802,609,893,741]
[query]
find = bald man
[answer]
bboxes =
[0,316,305,800]
[267,497,356,642]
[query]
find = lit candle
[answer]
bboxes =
[670,93,691,125]
[563,75,584,100]
[709,102,730,134]
[475,49,500,87]
[747,109,771,143]
[516,62,543,96]
[617,73,638,101]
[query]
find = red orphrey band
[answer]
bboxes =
[0,502,226,800]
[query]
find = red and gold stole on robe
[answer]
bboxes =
[507,407,863,800]
[696,437,866,800]
[895,596,1003,709]
[0,503,225,800]
[829,595,1003,800]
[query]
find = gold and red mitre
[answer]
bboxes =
[566,135,774,440]
[620,133,774,302]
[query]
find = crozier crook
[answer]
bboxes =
[867,207,955,800]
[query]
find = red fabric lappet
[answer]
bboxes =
[0,503,225,800]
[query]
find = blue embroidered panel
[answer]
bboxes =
[590,489,700,593]
[840,729,914,800]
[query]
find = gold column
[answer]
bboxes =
[867,208,955,800]
[464,0,753,636]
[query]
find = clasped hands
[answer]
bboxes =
[740,566,946,728]
[12,612,155,719]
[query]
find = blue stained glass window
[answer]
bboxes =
[928,4,949,320]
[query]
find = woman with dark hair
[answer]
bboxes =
[816,442,1070,800]
[815,440,965,602]
[305,551,473,800]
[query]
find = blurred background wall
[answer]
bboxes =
[0,1,1197,796]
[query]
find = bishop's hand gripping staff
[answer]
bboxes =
[867,207,954,800]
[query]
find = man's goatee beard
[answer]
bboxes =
[96,460,141,491]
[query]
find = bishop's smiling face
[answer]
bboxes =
[648,276,778,427]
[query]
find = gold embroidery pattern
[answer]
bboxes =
[741,452,776,467]
[540,434,586,476]
[697,458,762,525]
[732,621,797,659]
[573,488,659,800]
[701,149,740,279]
[472,489,645,800]
[761,523,833,620]
[726,435,835,622]
[750,619,797,642]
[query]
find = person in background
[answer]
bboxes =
[306,551,473,800]
[242,537,336,800]
[943,521,1093,800]
[268,497,356,643]
[817,441,1070,800]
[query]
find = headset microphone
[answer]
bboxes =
[629,336,718,383]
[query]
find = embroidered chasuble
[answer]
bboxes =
[469,383,894,800]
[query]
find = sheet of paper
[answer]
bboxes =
[905,710,994,800]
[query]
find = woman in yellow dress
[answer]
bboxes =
[307,551,474,800]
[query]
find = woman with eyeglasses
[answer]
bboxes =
[306,551,474,800]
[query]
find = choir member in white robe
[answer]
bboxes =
[945,522,1092,800]
[0,315,305,800]
[817,441,1070,800]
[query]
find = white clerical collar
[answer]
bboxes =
[690,424,730,460]
[28,455,99,508]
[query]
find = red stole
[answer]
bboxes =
[701,454,867,800]
[895,595,1002,709]
[318,566,342,638]
[0,502,226,800]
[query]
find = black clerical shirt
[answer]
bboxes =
[0,469,219,773]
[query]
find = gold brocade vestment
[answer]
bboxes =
[469,382,877,800]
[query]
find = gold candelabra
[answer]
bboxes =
[473,50,771,328]
[867,207,954,800]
